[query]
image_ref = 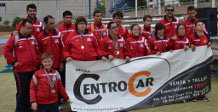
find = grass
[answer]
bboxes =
[1,55,218,112]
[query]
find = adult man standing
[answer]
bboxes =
[158,4,179,39]
[141,15,153,39]
[16,3,43,38]
[4,20,41,112]
[58,11,75,44]
[87,10,108,46]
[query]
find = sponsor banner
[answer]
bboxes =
[66,46,213,112]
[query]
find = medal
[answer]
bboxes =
[51,89,56,93]
[115,51,120,55]
[81,46,85,49]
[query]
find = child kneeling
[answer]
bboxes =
[30,52,71,112]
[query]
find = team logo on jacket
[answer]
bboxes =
[37,28,40,32]
[140,44,144,48]
[55,39,59,43]
[32,41,35,45]
[103,32,107,36]
[87,38,92,41]
[120,43,123,47]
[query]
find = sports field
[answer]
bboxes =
[0,33,218,112]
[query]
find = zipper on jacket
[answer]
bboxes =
[27,38,34,69]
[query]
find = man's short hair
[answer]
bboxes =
[187,6,196,12]
[112,11,124,19]
[43,15,54,24]
[143,15,152,22]
[63,11,73,18]
[93,10,102,16]
[165,4,174,10]
[21,19,32,27]
[26,3,37,11]
[107,21,116,29]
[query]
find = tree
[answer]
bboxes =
[12,17,24,28]
[98,0,106,13]
[4,20,10,28]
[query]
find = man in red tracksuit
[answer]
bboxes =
[4,19,40,112]
[112,11,129,39]
[141,15,154,39]
[37,15,64,71]
[126,24,153,58]
[100,21,130,61]
[58,11,75,44]
[87,10,108,47]
[158,4,179,39]
[63,16,105,62]
[181,6,198,38]
[16,3,43,38]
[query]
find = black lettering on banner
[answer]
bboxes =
[74,74,102,104]
[118,81,127,91]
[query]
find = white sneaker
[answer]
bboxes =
[58,106,63,111]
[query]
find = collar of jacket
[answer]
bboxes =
[26,16,37,23]
[43,29,57,36]
[188,17,197,23]
[164,15,176,22]
[155,35,166,40]
[18,32,32,39]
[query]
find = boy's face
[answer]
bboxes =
[42,58,53,69]
[144,18,152,27]
[196,22,204,32]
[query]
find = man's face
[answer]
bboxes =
[165,7,174,18]
[94,13,103,24]
[27,8,37,19]
[77,22,86,32]
[113,16,122,26]
[109,23,118,35]
[187,10,196,20]
[63,15,72,25]
[178,25,186,36]
[22,22,33,35]
[144,18,152,27]
[46,18,55,31]
[196,22,204,32]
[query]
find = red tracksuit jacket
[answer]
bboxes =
[101,35,128,59]
[190,34,209,46]
[30,68,69,104]
[150,36,171,53]
[57,23,75,44]
[168,35,190,50]
[87,23,108,48]
[63,30,104,61]
[126,35,153,58]
[37,30,64,69]
[118,25,129,39]
[158,16,180,39]
[4,32,40,72]
[181,18,197,38]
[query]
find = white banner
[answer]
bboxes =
[66,46,213,112]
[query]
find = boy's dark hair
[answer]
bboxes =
[143,15,152,22]
[107,21,116,29]
[154,23,165,36]
[41,52,53,61]
[176,23,186,34]
[93,10,102,16]
[63,10,72,18]
[130,24,140,31]
[112,11,123,19]
[26,3,37,11]
[43,15,54,24]
[187,6,196,11]
[21,19,32,27]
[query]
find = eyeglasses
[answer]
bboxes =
[167,9,174,12]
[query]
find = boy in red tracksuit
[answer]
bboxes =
[4,19,40,112]
[100,21,130,61]
[190,21,211,51]
[126,24,153,58]
[30,53,71,112]
[150,23,171,55]
[112,11,129,39]
[168,24,190,51]
[141,15,154,39]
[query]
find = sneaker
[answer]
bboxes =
[58,106,63,111]
[202,96,209,102]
